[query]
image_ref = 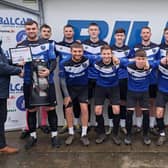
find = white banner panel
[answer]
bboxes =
[5,76,25,130]
[0,9,38,130]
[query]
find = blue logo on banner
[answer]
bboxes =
[0,17,32,25]
[68,20,108,42]
[10,83,23,92]
[16,30,27,42]
[16,95,25,111]
[67,20,168,48]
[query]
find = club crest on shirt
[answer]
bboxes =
[41,45,46,50]
[163,69,166,73]
[82,62,88,68]
[62,55,67,59]
[152,48,156,53]
[124,51,129,56]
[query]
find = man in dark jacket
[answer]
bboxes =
[0,40,23,154]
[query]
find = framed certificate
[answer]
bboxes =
[9,47,32,64]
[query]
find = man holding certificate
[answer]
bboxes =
[17,20,60,150]
[0,40,23,154]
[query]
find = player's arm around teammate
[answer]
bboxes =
[59,42,90,146]
[155,51,168,145]
[93,45,121,145]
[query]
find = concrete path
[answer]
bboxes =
[0,129,168,168]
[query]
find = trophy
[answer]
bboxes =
[29,59,50,106]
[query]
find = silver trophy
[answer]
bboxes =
[30,59,50,106]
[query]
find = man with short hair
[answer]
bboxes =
[18,20,60,150]
[59,42,90,146]
[82,23,107,128]
[20,23,55,138]
[40,24,52,40]
[124,49,158,145]
[39,23,57,134]
[107,28,131,135]
[56,24,81,134]
[160,27,168,58]
[132,27,160,135]
[0,41,23,154]
[94,45,121,145]
[155,31,168,145]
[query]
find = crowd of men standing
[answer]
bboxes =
[1,19,168,154]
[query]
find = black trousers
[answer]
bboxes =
[0,98,7,148]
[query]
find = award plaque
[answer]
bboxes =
[29,59,50,106]
[9,47,32,64]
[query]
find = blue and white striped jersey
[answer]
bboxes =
[18,38,56,84]
[56,41,74,69]
[59,56,90,86]
[111,44,131,79]
[82,39,107,79]
[159,42,168,58]
[131,42,160,84]
[93,60,120,87]
[157,63,168,93]
[127,63,152,92]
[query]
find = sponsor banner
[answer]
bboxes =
[0,9,38,130]
[67,20,168,48]
[44,1,168,46]
[5,76,26,130]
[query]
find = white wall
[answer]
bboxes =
[4,0,39,10]
[43,0,168,43]
[43,0,168,125]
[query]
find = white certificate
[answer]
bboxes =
[9,47,32,64]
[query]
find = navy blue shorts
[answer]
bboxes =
[67,85,88,104]
[119,78,127,101]
[156,90,168,108]
[88,79,96,99]
[95,85,120,106]
[149,84,157,98]
[127,90,149,109]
